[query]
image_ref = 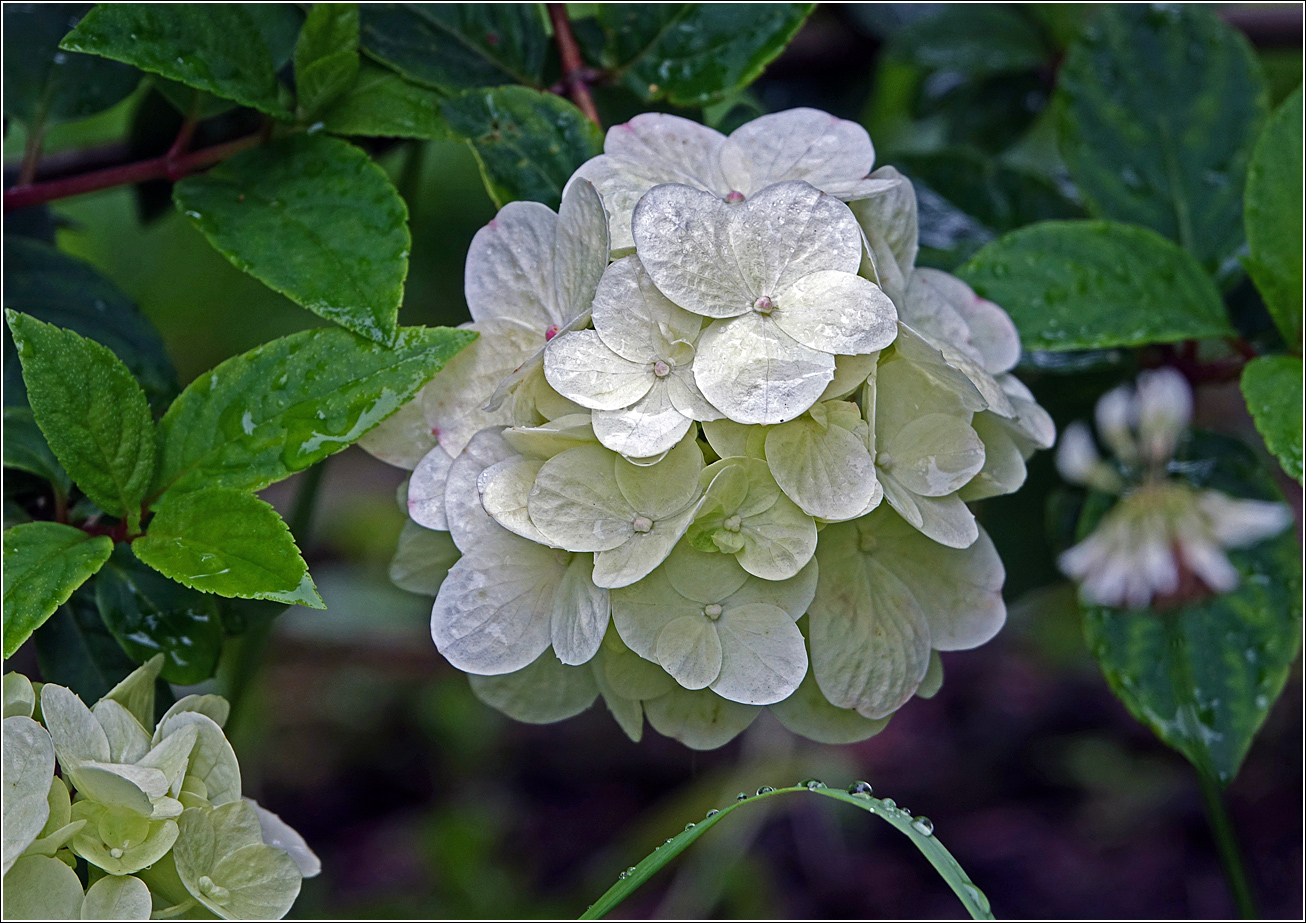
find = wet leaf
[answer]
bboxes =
[1241,355,1304,483]
[294,2,359,118]
[888,4,1050,77]
[1243,86,1303,344]
[33,588,161,707]
[2,522,112,657]
[319,62,453,140]
[2,407,71,498]
[957,220,1233,351]
[152,325,474,497]
[173,134,410,344]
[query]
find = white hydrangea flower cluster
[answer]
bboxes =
[1056,368,1291,609]
[2,660,318,920]
[362,109,1055,749]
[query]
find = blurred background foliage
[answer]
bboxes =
[4,3,1301,918]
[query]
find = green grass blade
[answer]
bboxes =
[579,782,994,920]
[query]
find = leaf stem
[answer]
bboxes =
[3,131,263,213]
[1196,767,1259,919]
[547,3,602,127]
[287,458,328,543]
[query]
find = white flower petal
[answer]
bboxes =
[465,201,561,327]
[695,313,834,425]
[765,410,878,520]
[882,323,987,416]
[664,366,723,421]
[592,385,694,458]
[357,397,437,470]
[592,505,697,588]
[592,256,701,362]
[39,684,109,767]
[656,615,723,689]
[610,565,703,660]
[775,270,898,355]
[554,177,610,319]
[3,716,54,876]
[543,329,655,410]
[642,686,760,750]
[613,432,704,518]
[502,414,598,459]
[551,553,610,665]
[529,444,634,552]
[1135,367,1193,463]
[409,444,454,531]
[959,412,1028,500]
[850,165,918,280]
[819,352,879,401]
[711,603,808,705]
[1196,491,1292,548]
[882,413,985,498]
[721,107,875,195]
[999,375,1056,454]
[479,455,551,545]
[769,663,890,744]
[880,476,979,549]
[470,650,599,723]
[445,428,517,553]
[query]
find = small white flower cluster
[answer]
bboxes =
[363,109,1055,748]
[2,659,318,920]
[1057,368,1292,609]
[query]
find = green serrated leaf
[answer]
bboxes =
[152,325,474,498]
[597,3,815,107]
[956,220,1234,351]
[3,522,113,657]
[3,407,71,499]
[3,238,178,412]
[581,784,992,920]
[359,3,549,91]
[1241,355,1304,483]
[6,312,155,530]
[2,2,141,128]
[59,2,291,119]
[319,62,453,140]
[1057,4,1269,270]
[133,487,323,608]
[172,134,410,345]
[1081,432,1302,785]
[94,544,224,685]
[442,86,602,209]
[294,2,360,119]
[1243,86,1303,344]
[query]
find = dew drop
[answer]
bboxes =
[706,809,719,818]
[665,838,674,845]
[684,823,696,831]
[736,792,749,801]
[912,816,935,836]
[618,871,628,880]
[756,786,775,795]
[800,778,825,790]
[882,797,897,809]
[846,780,873,796]
[627,867,636,875]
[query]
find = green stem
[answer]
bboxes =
[287,458,328,542]
[1196,767,1259,919]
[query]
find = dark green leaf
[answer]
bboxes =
[1243,86,1303,344]
[597,3,815,107]
[2,2,140,127]
[6,312,155,530]
[295,2,360,118]
[2,238,178,411]
[581,784,992,920]
[1057,4,1269,269]
[320,62,452,139]
[917,69,1050,155]
[888,4,1050,76]
[60,2,291,119]
[442,86,602,209]
[152,325,474,497]
[242,2,303,69]
[3,521,112,657]
[359,3,549,91]
[1241,355,1304,483]
[1081,432,1302,784]
[956,220,1234,351]
[173,134,410,344]
[3,407,71,498]
[134,486,323,608]
[34,587,142,705]
[94,544,224,685]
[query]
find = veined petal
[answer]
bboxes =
[610,565,703,660]
[721,107,876,194]
[959,412,1027,501]
[736,491,818,580]
[592,256,702,363]
[543,329,655,410]
[769,663,890,744]
[664,366,723,422]
[775,270,898,355]
[614,433,704,518]
[765,410,878,520]
[409,444,453,531]
[445,428,517,553]
[725,557,819,621]
[479,456,550,545]
[643,686,759,750]
[551,553,610,665]
[592,385,694,458]
[882,413,985,498]
[469,651,598,723]
[879,324,987,420]
[554,178,610,321]
[592,505,697,588]
[850,166,918,280]
[820,352,879,401]
[711,603,807,705]
[465,200,561,327]
[529,444,634,552]
[998,375,1056,455]
[694,313,834,425]
[656,616,723,689]
[502,413,598,459]
[3,716,54,876]
[880,476,979,549]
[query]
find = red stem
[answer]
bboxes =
[4,132,261,212]
[547,3,601,127]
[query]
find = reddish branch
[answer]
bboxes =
[547,3,601,127]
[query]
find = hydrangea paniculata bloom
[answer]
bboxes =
[1056,368,1291,609]
[362,108,1056,749]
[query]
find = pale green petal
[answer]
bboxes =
[389,521,459,596]
[736,493,817,581]
[153,713,239,806]
[768,658,890,744]
[881,324,986,418]
[445,429,517,553]
[997,374,1056,455]
[614,434,704,518]
[663,542,751,604]
[529,444,634,552]
[207,844,302,920]
[101,657,164,732]
[543,330,654,410]
[917,651,944,699]
[809,522,931,718]
[551,553,610,665]
[766,411,877,520]
[4,673,35,719]
[356,396,437,470]
[909,269,1019,375]
[721,108,876,196]
[80,873,151,920]
[91,701,151,765]
[656,615,723,690]
[502,414,598,459]
[70,801,178,875]
[155,697,230,737]
[479,456,550,545]
[701,419,753,460]
[553,178,609,320]
[774,270,897,356]
[506,356,588,423]
[42,775,72,835]
[725,558,819,621]
[23,819,87,859]
[663,366,721,422]
[430,530,562,674]
[597,635,676,700]
[3,854,84,920]
[138,725,199,797]
[711,603,807,704]
[62,763,162,817]
[592,505,696,588]
[465,200,560,327]
[959,412,1027,501]
[591,256,701,363]
[592,385,694,458]
[470,651,598,723]
[407,444,453,531]
[609,566,702,661]
[694,313,834,425]
[643,687,760,750]
[880,477,978,549]
[245,799,320,878]
[3,716,54,875]
[882,413,984,498]
[852,166,918,278]
[210,801,266,860]
[41,685,110,766]
[591,657,645,743]
[819,352,878,401]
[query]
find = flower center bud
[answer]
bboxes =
[753,295,774,315]
[544,324,560,341]
[723,514,742,532]
[109,847,124,859]
[632,516,654,533]
[703,604,723,620]
[653,359,671,378]
[198,876,231,905]
[876,451,894,470]
[725,190,746,204]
